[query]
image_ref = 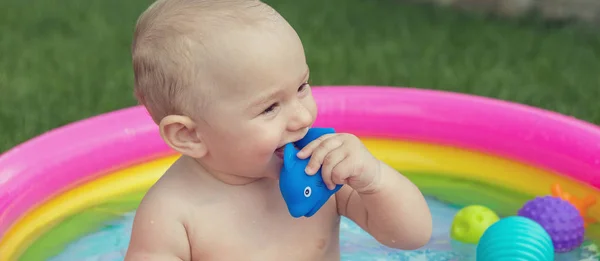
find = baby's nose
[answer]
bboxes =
[288,104,313,131]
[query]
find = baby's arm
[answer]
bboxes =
[124,192,191,261]
[336,162,432,250]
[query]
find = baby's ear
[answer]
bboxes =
[159,115,207,158]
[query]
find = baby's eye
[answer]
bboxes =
[262,103,278,115]
[303,186,312,197]
[298,82,309,93]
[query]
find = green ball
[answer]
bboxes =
[450,205,500,244]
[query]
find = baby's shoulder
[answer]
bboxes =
[141,169,203,207]
[136,178,190,219]
[138,163,227,216]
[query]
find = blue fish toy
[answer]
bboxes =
[279,127,344,218]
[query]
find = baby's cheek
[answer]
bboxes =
[245,143,276,159]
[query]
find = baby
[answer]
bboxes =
[124,0,432,260]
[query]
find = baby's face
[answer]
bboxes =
[194,21,317,180]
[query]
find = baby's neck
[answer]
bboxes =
[183,156,273,186]
[209,171,265,186]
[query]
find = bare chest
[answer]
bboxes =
[186,194,341,261]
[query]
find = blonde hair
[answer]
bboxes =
[131,0,274,123]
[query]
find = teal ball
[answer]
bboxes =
[476,216,554,261]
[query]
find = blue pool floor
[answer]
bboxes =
[48,197,600,261]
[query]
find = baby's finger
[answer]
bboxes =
[320,148,348,189]
[305,137,343,175]
[330,157,354,187]
[297,133,336,159]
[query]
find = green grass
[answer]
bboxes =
[1,0,599,153]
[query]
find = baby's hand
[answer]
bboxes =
[296,133,382,193]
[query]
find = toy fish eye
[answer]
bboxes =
[303,186,312,197]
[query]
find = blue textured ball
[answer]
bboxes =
[476,216,554,261]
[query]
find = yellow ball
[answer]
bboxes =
[450,205,499,244]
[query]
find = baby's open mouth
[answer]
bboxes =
[274,143,300,159]
[275,146,285,159]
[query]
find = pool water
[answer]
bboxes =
[48,197,600,261]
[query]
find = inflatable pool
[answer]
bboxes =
[1,86,600,261]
